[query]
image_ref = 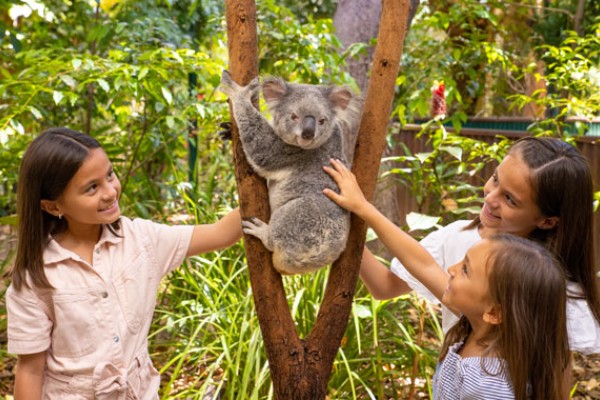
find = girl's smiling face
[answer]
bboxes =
[46,148,121,233]
[480,153,554,237]
[443,239,496,321]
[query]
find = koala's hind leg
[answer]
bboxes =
[242,217,274,252]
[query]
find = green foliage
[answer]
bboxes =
[257,0,355,86]
[396,0,523,120]
[384,121,508,225]
[1,1,599,399]
[509,17,600,135]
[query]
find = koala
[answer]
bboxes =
[219,70,362,275]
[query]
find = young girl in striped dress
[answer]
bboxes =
[324,158,569,400]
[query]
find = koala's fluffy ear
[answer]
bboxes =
[262,77,288,105]
[329,87,353,110]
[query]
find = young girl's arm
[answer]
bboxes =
[360,248,413,299]
[14,352,46,399]
[186,207,243,257]
[323,159,448,301]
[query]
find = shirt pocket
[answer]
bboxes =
[112,251,157,334]
[50,292,101,358]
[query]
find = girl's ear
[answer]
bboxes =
[483,305,502,325]
[537,216,559,230]
[40,199,60,217]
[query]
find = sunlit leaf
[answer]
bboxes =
[406,212,440,232]
[29,106,42,120]
[53,91,64,105]
[60,75,77,89]
[97,79,110,92]
[161,86,173,105]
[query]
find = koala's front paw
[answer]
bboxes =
[219,70,239,98]
[219,70,260,102]
[245,77,260,99]
[242,217,273,251]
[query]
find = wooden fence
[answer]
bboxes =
[391,124,600,265]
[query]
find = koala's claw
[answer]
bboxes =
[217,121,232,141]
[247,77,260,95]
[242,217,272,250]
[219,70,260,101]
[219,70,238,98]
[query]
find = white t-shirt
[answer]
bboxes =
[390,220,600,354]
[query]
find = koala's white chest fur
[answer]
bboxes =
[265,171,293,211]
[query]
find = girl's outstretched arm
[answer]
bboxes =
[14,352,46,400]
[186,207,243,257]
[360,248,413,300]
[323,159,448,301]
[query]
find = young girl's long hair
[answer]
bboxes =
[441,234,569,400]
[469,136,599,324]
[12,128,103,290]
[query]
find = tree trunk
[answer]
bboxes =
[334,0,420,259]
[225,1,411,398]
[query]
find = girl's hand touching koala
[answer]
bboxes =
[323,159,372,220]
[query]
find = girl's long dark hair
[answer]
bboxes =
[12,128,102,290]
[441,234,569,400]
[468,136,599,324]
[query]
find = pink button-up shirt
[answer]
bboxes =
[7,217,194,399]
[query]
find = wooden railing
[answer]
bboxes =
[391,124,600,264]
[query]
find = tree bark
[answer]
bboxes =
[334,0,420,262]
[225,1,411,398]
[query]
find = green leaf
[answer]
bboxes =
[352,303,372,319]
[53,91,64,105]
[97,79,110,92]
[406,212,440,232]
[161,86,173,105]
[365,227,378,243]
[0,214,17,226]
[415,152,431,163]
[195,103,206,119]
[60,75,77,89]
[29,106,42,120]
[72,59,82,69]
[439,146,463,160]
[138,67,149,80]
[166,116,175,129]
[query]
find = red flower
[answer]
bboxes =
[430,82,446,118]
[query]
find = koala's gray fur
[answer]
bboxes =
[219,70,362,275]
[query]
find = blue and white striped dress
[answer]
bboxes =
[433,340,515,399]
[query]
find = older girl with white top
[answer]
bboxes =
[360,137,600,355]
[324,158,569,400]
[7,128,243,399]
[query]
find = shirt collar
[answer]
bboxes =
[44,223,123,264]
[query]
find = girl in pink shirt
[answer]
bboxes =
[7,127,243,399]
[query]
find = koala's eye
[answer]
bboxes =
[318,118,326,125]
[291,113,300,122]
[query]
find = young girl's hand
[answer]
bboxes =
[323,159,369,216]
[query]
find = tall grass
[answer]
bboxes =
[146,203,443,399]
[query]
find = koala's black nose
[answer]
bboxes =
[302,116,316,140]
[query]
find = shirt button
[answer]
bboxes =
[95,248,100,254]
[101,292,108,298]
[113,336,120,343]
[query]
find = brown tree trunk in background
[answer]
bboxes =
[334,0,420,258]
[574,0,585,36]
[225,0,411,398]
[333,0,383,94]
